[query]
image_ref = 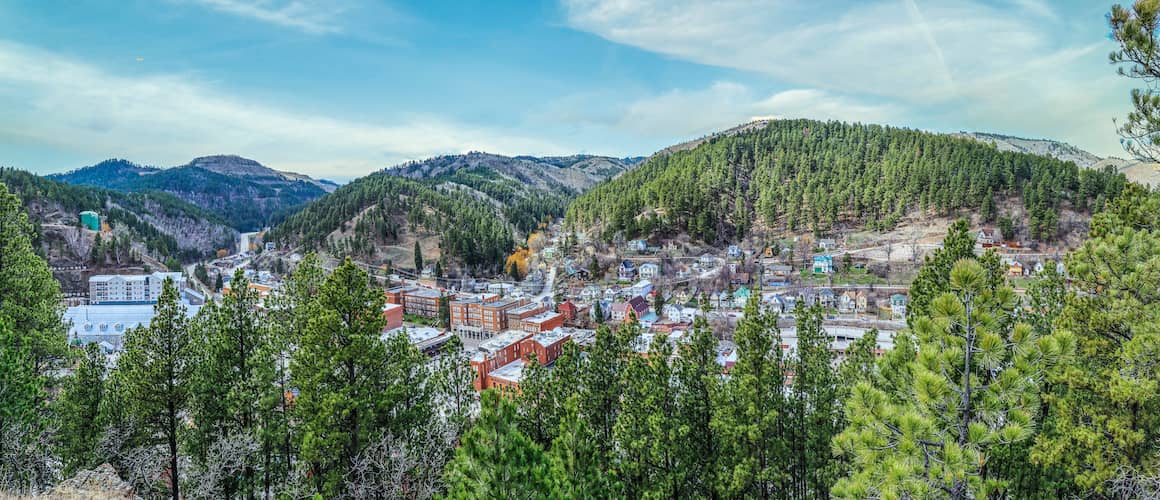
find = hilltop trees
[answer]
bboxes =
[0,181,67,493]
[833,260,1073,498]
[567,120,1125,243]
[118,279,194,500]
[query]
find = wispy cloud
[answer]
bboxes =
[562,0,1134,156]
[187,0,347,34]
[0,41,565,178]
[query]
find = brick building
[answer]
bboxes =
[451,295,527,340]
[516,311,565,334]
[382,303,404,331]
[470,330,534,391]
[401,287,446,318]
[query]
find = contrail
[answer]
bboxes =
[902,0,959,99]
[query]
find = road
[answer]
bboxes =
[535,266,557,301]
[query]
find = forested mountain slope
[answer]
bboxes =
[567,119,1128,243]
[51,156,336,231]
[0,167,235,266]
[270,152,639,272]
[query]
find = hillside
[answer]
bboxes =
[269,152,638,273]
[50,155,337,231]
[0,167,236,269]
[567,119,1128,245]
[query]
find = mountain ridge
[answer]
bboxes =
[50,155,337,231]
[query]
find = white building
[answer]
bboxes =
[89,272,185,304]
[65,301,202,352]
[639,262,660,280]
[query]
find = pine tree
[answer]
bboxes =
[615,333,682,497]
[833,260,1073,499]
[588,255,600,279]
[292,258,389,497]
[548,395,620,497]
[653,284,666,315]
[188,269,269,497]
[438,292,451,329]
[714,294,789,498]
[118,279,194,500]
[579,324,631,466]
[674,316,722,497]
[509,261,520,281]
[444,390,553,498]
[214,273,223,293]
[56,343,107,477]
[0,182,66,492]
[789,303,842,498]
[1030,186,1160,494]
[414,241,424,271]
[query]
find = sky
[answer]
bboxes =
[0,0,1139,180]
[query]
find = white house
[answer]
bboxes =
[699,253,717,267]
[727,245,743,259]
[633,279,654,297]
[581,285,601,302]
[639,262,660,280]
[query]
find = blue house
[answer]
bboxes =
[812,255,834,274]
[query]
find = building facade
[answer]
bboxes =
[89,272,185,305]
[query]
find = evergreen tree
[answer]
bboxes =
[592,301,604,325]
[588,255,600,278]
[0,182,66,493]
[214,273,223,293]
[1030,186,1160,494]
[414,241,424,271]
[188,269,269,497]
[548,395,620,497]
[118,279,194,500]
[615,333,681,497]
[292,258,391,497]
[833,260,1073,499]
[438,292,451,329]
[714,294,789,498]
[509,261,521,281]
[579,324,631,467]
[444,390,553,498]
[653,285,665,315]
[56,343,107,477]
[674,316,722,497]
[789,303,842,498]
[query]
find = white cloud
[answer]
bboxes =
[186,0,347,34]
[562,0,1135,157]
[0,41,565,179]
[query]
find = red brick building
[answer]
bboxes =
[381,303,404,331]
[451,295,527,340]
[470,330,533,391]
[516,311,565,334]
[557,300,579,322]
[401,287,446,318]
[519,328,571,365]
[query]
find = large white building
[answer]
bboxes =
[89,272,185,304]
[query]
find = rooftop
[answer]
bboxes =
[523,311,562,325]
[530,328,571,347]
[473,330,532,361]
[404,288,443,299]
[489,359,527,384]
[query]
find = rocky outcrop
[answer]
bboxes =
[42,464,137,499]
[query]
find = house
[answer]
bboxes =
[818,288,836,308]
[639,262,660,280]
[731,272,751,285]
[839,291,867,313]
[977,228,1000,246]
[618,260,637,281]
[764,293,787,314]
[812,255,834,274]
[662,304,683,321]
[699,253,717,267]
[581,285,601,302]
[708,291,725,309]
[890,293,908,319]
[629,239,647,253]
[611,295,650,322]
[674,288,692,305]
[732,287,752,308]
[1008,261,1024,277]
[762,246,777,258]
[799,288,818,306]
[604,287,620,302]
[632,279,654,297]
[558,300,579,322]
[818,238,837,251]
[727,245,743,259]
[542,247,557,260]
[767,264,793,277]
[1033,261,1045,274]
[728,261,739,273]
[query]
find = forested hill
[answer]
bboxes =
[50,156,336,231]
[269,152,640,272]
[566,119,1128,244]
[0,167,235,266]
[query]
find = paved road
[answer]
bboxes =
[535,266,557,301]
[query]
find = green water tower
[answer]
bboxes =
[79,211,100,231]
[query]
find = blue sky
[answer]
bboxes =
[0,0,1138,180]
